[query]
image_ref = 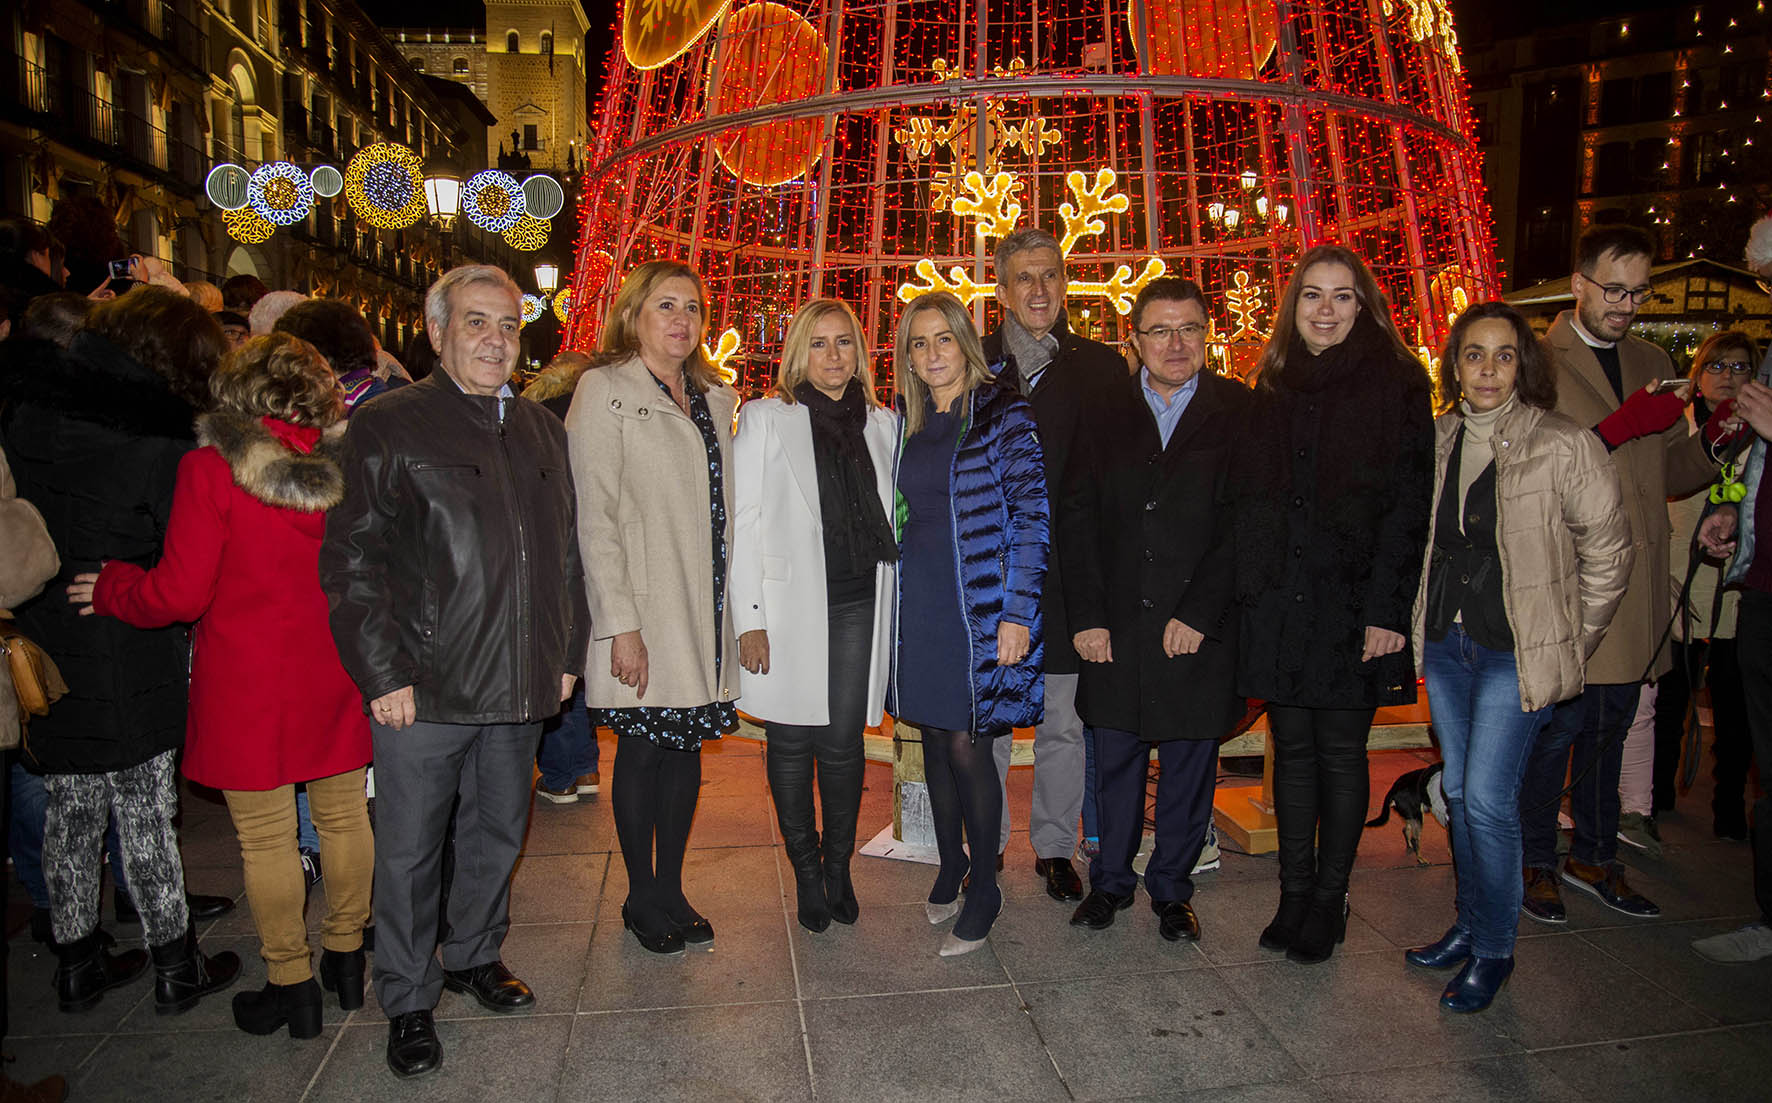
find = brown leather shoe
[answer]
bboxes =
[1561,857,1660,917]
[535,780,578,804]
[1521,867,1566,924]
[575,771,601,795]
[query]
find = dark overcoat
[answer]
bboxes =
[1061,370,1249,739]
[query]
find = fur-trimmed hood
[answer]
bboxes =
[196,410,347,512]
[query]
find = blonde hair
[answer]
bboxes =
[773,299,878,406]
[210,333,344,428]
[594,260,720,393]
[184,280,224,312]
[521,349,594,403]
[893,291,993,435]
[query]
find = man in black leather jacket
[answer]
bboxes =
[320,265,588,1079]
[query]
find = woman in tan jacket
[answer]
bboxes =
[1405,302,1632,1012]
[568,260,739,957]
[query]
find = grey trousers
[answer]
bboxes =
[370,718,538,1016]
[992,672,1087,859]
[44,749,189,946]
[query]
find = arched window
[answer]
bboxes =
[540,31,553,55]
[452,57,468,75]
[505,30,519,53]
[408,56,425,72]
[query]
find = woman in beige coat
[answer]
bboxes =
[568,260,739,957]
[1405,302,1632,1013]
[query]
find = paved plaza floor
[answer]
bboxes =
[5,734,1769,1102]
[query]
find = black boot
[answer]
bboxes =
[151,925,242,1014]
[792,859,831,933]
[231,977,323,1038]
[53,930,149,1013]
[1258,892,1311,952]
[1285,894,1350,964]
[318,947,366,1011]
[819,783,862,926]
[767,735,829,932]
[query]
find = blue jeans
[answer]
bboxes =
[1425,626,1549,958]
[537,686,598,790]
[9,760,128,907]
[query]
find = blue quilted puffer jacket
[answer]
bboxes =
[891,380,1050,736]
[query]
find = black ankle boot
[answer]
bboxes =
[53,930,149,1012]
[1258,892,1311,952]
[793,860,832,933]
[1285,894,1350,965]
[231,977,323,1038]
[823,861,859,926]
[151,925,242,1014]
[318,947,366,1010]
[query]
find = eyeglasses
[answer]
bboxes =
[1135,322,1206,343]
[1702,360,1754,376]
[1579,273,1652,305]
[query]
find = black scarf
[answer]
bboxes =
[1282,309,1395,394]
[796,381,899,580]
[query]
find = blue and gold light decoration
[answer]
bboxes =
[248,162,315,225]
[520,293,547,325]
[344,143,428,230]
[461,170,527,233]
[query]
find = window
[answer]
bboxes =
[1684,275,1728,313]
[1637,72,1673,120]
[523,124,538,150]
[506,30,519,53]
[1599,76,1635,127]
[1630,137,1666,181]
[453,56,469,74]
[1591,141,1630,193]
[408,56,424,72]
[540,31,553,55]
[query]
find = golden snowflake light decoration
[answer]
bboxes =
[950,172,1023,238]
[222,205,276,244]
[703,327,742,384]
[344,143,427,230]
[552,287,573,326]
[503,215,551,252]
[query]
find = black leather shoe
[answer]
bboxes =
[1034,858,1085,902]
[621,904,685,955]
[674,913,715,947]
[1069,889,1134,929]
[386,1010,442,1078]
[1405,925,1473,970]
[319,947,366,1011]
[54,930,149,1013]
[1152,900,1200,942]
[442,960,535,1012]
[1439,955,1513,1013]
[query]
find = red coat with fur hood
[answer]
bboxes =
[94,410,370,790]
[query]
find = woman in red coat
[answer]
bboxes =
[70,333,373,1039]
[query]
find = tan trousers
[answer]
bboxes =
[223,767,372,985]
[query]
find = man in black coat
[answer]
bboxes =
[1061,277,1249,941]
[982,228,1129,903]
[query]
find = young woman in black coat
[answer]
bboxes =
[1233,245,1435,963]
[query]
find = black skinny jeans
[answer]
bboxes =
[764,598,872,875]
[1267,705,1376,901]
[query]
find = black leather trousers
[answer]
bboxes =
[1267,705,1376,901]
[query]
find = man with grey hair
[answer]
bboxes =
[983,227,1128,904]
[321,264,588,1078]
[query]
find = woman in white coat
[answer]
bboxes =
[569,260,740,956]
[732,300,900,932]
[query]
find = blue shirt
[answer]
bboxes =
[1140,368,1198,447]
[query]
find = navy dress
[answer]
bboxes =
[897,406,973,731]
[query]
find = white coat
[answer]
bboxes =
[729,395,899,726]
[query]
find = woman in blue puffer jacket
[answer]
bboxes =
[891,290,1049,957]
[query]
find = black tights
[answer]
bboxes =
[1267,705,1375,902]
[612,736,702,932]
[922,728,1002,940]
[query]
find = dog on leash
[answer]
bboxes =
[1365,763,1446,865]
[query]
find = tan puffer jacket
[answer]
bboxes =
[1411,401,1635,712]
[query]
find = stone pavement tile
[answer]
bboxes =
[581,907,794,1011]
[520,795,619,857]
[1189,877,1392,967]
[1470,932,1717,1048]
[510,852,610,925]
[1220,951,1522,1076]
[594,843,784,922]
[1079,1083,1320,1103]
[989,894,1212,983]
[1531,1024,1772,1103]
[1196,847,1276,884]
[4,936,154,1037]
[1598,851,1760,924]
[354,922,594,1020]
[846,849,949,907]
[113,933,352,1034]
[306,1013,573,1103]
[1578,918,1772,1026]
[1343,863,1461,950]
[1316,1053,1574,1102]
[0,1034,104,1090]
[685,795,780,849]
[69,1021,337,1103]
[1019,970,1305,1097]
[804,986,1066,1102]
[563,1000,811,1102]
[792,900,1011,998]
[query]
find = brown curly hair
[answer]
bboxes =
[210,333,344,428]
[84,285,226,408]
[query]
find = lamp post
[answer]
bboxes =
[424,155,462,269]
[534,261,560,296]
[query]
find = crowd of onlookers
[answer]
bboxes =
[0,199,1769,1095]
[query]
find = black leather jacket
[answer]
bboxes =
[320,370,589,725]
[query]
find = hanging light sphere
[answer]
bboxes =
[552,286,573,325]
[248,162,315,225]
[310,164,345,198]
[521,293,547,324]
[345,143,428,230]
[462,170,527,233]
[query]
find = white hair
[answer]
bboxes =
[1746,216,1772,279]
[424,265,523,336]
[248,290,308,335]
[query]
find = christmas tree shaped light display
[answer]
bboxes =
[569,0,1497,390]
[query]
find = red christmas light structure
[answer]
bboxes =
[567,0,1497,391]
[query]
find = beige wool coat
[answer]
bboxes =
[568,355,741,711]
[1544,312,1716,683]
[1411,401,1635,711]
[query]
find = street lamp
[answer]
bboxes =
[423,153,462,230]
[534,261,560,295]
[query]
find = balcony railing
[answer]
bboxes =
[15,58,57,116]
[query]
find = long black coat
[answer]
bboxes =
[984,322,1128,675]
[1062,370,1249,739]
[1231,314,1435,709]
[0,331,199,773]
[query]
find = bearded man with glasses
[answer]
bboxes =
[1517,225,1737,926]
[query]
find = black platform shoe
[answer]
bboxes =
[319,947,366,1010]
[232,978,323,1038]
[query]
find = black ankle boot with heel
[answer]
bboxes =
[232,978,323,1038]
[1258,893,1312,952]
[1285,894,1350,964]
[792,858,832,933]
[319,947,366,1010]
